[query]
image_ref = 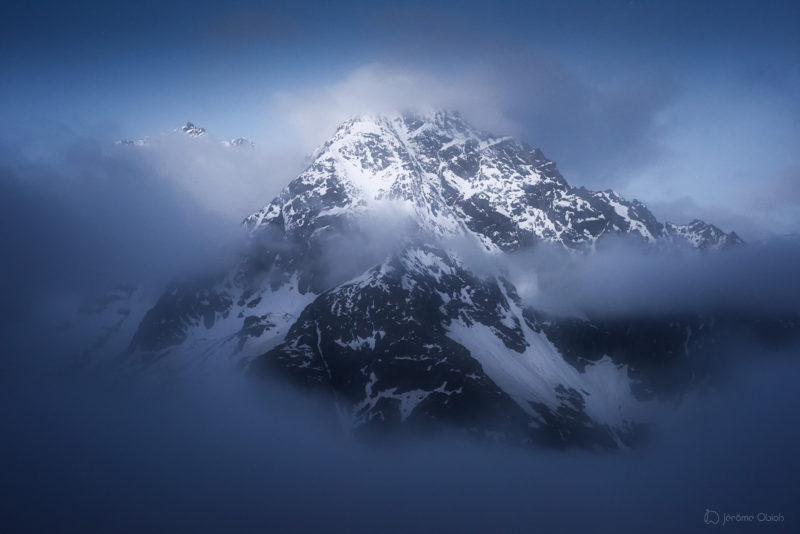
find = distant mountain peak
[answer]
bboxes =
[114,138,148,147]
[116,122,254,148]
[179,122,206,136]
[664,220,743,250]
[223,137,255,149]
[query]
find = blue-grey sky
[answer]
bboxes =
[1,0,799,238]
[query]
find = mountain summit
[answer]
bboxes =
[99,111,755,449]
[116,121,253,148]
[245,111,741,252]
[178,121,206,136]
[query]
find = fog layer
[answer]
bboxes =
[1,345,797,533]
[1,119,798,534]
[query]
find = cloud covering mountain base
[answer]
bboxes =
[1,349,797,533]
[1,109,799,533]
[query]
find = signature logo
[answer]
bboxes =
[704,509,720,525]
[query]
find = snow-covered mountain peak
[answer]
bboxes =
[664,219,743,250]
[245,110,740,252]
[116,122,255,149]
[179,122,206,136]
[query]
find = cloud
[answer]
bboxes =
[271,59,677,190]
[272,65,507,148]
[624,72,800,239]
[0,129,309,327]
[270,57,799,238]
[505,237,800,318]
[1,328,798,533]
[736,166,800,234]
[648,165,800,241]
[137,132,304,221]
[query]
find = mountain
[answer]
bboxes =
[115,137,149,147]
[244,111,739,252]
[223,137,255,149]
[178,121,206,136]
[105,111,760,449]
[664,219,743,250]
[116,122,254,148]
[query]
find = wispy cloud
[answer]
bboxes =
[272,59,676,186]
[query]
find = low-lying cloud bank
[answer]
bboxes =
[504,237,800,318]
[0,344,797,533]
[0,130,306,328]
[0,119,799,532]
